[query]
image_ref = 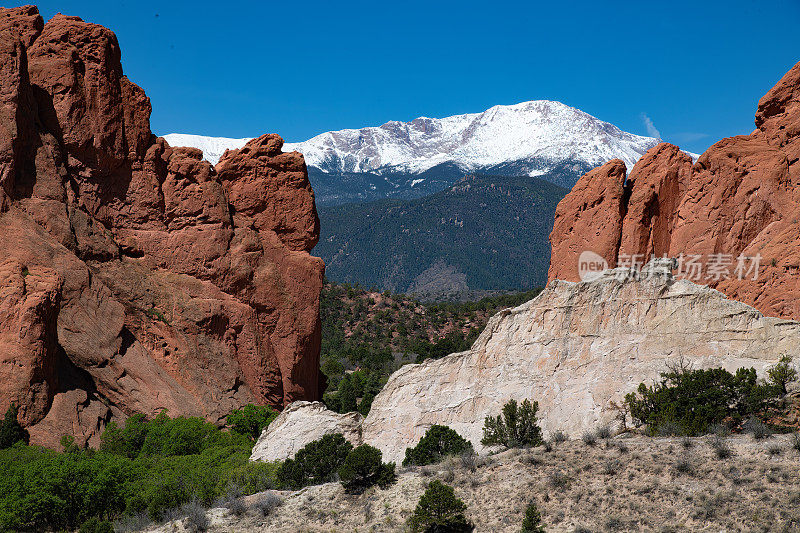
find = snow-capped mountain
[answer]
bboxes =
[291,100,659,174]
[164,100,658,170]
[163,100,667,206]
[162,133,250,165]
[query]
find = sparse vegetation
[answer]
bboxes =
[459,448,479,472]
[224,493,246,517]
[409,480,473,532]
[181,499,209,532]
[743,418,772,440]
[674,455,693,475]
[403,425,471,467]
[709,423,731,437]
[710,436,732,459]
[548,470,571,490]
[481,399,544,449]
[602,459,622,476]
[156,433,800,531]
[252,492,282,517]
[581,431,597,446]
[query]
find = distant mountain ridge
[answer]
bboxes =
[315,173,568,297]
[164,100,669,206]
[285,100,658,174]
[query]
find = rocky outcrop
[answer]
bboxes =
[618,144,693,259]
[0,6,324,448]
[250,401,363,462]
[250,261,799,464]
[547,159,627,281]
[359,260,799,463]
[549,61,800,320]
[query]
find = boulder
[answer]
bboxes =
[549,61,800,320]
[250,401,363,462]
[0,6,324,448]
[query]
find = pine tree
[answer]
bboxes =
[768,354,797,394]
[481,399,543,449]
[521,501,545,533]
[409,480,473,532]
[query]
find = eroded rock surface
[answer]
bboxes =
[547,159,627,281]
[0,6,324,448]
[549,61,800,320]
[250,401,363,462]
[361,260,799,463]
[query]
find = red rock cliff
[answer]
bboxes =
[0,6,325,447]
[549,61,800,320]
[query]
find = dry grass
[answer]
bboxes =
[150,434,800,532]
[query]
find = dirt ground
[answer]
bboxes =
[151,433,800,533]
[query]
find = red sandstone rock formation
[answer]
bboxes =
[547,159,627,281]
[0,6,324,448]
[619,144,693,260]
[549,61,800,320]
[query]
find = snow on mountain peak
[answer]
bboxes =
[163,100,665,172]
[162,133,250,165]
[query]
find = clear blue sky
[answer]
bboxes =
[17,0,800,154]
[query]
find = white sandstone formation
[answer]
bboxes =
[362,260,800,463]
[250,401,363,462]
